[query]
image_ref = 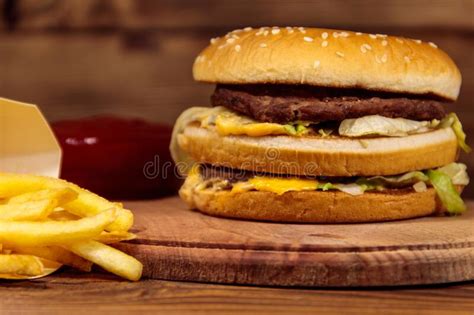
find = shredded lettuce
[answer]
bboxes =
[318,182,334,191]
[412,181,428,192]
[333,183,365,196]
[317,128,334,138]
[427,170,466,214]
[283,123,309,136]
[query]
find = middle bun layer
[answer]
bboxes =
[178,126,458,176]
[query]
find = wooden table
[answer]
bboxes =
[1,269,472,314]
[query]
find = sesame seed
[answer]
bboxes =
[414,39,422,44]
[336,51,345,58]
[321,32,328,39]
[298,27,306,33]
[381,40,388,46]
[361,43,372,52]
[286,27,294,34]
[227,38,236,44]
[263,30,269,36]
[395,38,404,44]
[271,28,280,35]
[244,27,252,31]
[369,34,377,39]
[355,32,362,36]
[429,42,438,48]
[256,27,267,36]
[210,37,218,44]
[196,56,205,63]
[339,32,349,37]
[360,46,367,53]
[259,43,267,48]
[381,54,387,63]
[313,60,321,68]
[234,45,241,52]
[332,32,339,38]
[404,56,411,63]
[231,34,239,39]
[217,44,226,49]
[321,40,328,47]
[303,36,314,42]
[375,56,382,64]
[376,34,387,38]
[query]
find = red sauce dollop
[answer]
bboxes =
[52,116,180,199]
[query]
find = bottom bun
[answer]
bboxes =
[180,181,444,223]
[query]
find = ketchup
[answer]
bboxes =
[52,116,180,200]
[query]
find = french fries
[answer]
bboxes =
[68,241,143,281]
[11,246,92,272]
[0,256,62,280]
[0,209,116,247]
[0,173,133,232]
[0,173,143,281]
[0,199,56,221]
[0,255,44,276]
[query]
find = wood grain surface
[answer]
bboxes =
[115,197,474,287]
[0,271,472,315]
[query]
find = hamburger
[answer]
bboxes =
[171,26,470,223]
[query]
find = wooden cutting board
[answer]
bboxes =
[117,197,474,287]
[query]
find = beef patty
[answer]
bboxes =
[211,84,447,123]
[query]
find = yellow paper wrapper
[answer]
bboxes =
[0,98,61,177]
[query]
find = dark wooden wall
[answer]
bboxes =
[1,0,473,195]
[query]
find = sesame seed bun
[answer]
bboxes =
[179,175,448,223]
[178,125,459,177]
[193,27,461,100]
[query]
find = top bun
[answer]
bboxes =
[193,27,461,100]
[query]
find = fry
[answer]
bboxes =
[64,193,133,232]
[0,173,133,232]
[0,188,78,221]
[0,254,44,276]
[68,240,143,281]
[95,231,137,244]
[0,199,56,221]
[11,246,92,272]
[49,209,81,221]
[0,209,116,247]
[8,188,77,206]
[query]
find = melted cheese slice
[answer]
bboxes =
[232,177,318,195]
[215,113,289,137]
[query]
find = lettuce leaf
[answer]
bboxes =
[339,115,432,137]
[436,163,470,185]
[170,106,223,174]
[357,171,429,188]
[440,113,471,153]
[427,170,466,214]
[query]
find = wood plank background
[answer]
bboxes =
[0,0,473,196]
